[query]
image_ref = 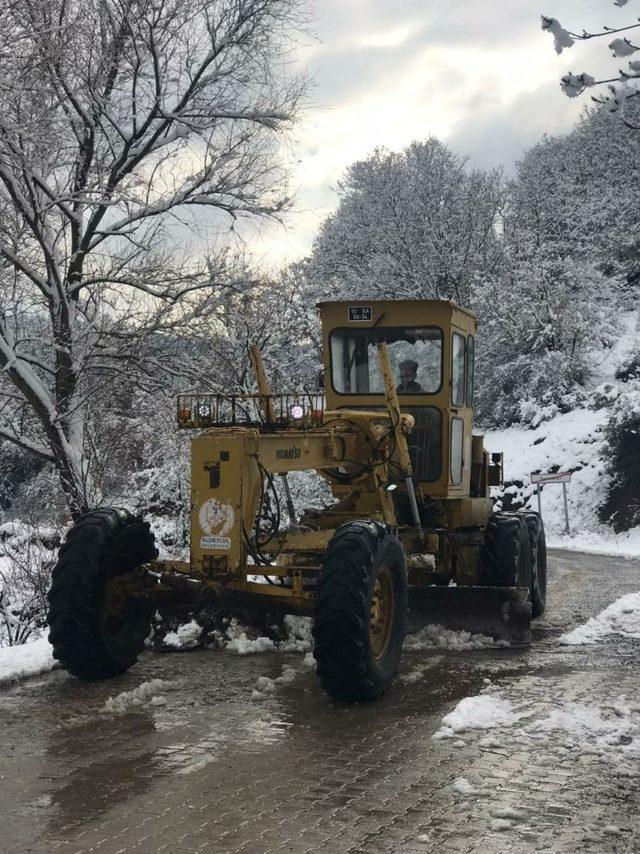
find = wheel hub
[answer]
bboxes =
[369,566,394,660]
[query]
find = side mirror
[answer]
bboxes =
[318,369,325,390]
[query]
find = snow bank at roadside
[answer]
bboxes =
[0,635,56,685]
[485,406,640,556]
[560,592,640,645]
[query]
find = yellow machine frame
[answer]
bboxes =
[151,299,503,617]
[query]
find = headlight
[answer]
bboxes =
[198,403,212,418]
[289,404,304,420]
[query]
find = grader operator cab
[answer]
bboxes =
[47,299,547,702]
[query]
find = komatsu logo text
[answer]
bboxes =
[276,447,301,460]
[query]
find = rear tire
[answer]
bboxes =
[480,513,532,590]
[47,508,158,679]
[313,521,407,703]
[523,512,547,618]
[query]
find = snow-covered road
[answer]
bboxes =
[1,550,639,854]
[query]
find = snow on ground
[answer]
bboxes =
[100,679,176,715]
[433,694,525,740]
[279,615,314,652]
[485,406,640,556]
[162,619,203,649]
[588,310,638,390]
[452,777,477,797]
[164,614,314,656]
[484,310,640,556]
[560,591,640,645]
[0,635,56,685]
[226,632,276,655]
[404,624,508,651]
[435,689,640,776]
[251,664,298,701]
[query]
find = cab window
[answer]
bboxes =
[330,327,443,395]
[450,418,463,485]
[452,333,465,406]
[466,336,475,406]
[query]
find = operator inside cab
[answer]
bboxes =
[397,359,424,394]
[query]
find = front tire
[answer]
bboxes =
[47,508,158,679]
[313,521,407,703]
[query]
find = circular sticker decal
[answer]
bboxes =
[199,498,235,536]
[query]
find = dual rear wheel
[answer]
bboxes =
[480,511,547,618]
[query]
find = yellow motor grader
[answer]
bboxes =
[47,299,547,702]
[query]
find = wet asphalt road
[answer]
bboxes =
[1,549,639,854]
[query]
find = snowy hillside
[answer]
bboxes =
[485,311,640,555]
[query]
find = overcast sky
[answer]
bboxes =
[246,0,620,264]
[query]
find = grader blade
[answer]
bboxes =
[406,586,531,646]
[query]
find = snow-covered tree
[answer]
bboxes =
[190,266,321,394]
[541,1,640,124]
[303,139,505,306]
[474,254,614,426]
[0,0,304,517]
[506,105,640,286]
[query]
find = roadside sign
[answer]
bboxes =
[531,471,573,535]
[531,471,572,485]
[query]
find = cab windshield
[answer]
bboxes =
[330,327,442,395]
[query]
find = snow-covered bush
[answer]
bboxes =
[616,350,640,382]
[599,382,640,531]
[0,522,60,646]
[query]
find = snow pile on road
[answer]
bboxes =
[433,694,524,739]
[0,635,57,685]
[560,592,640,645]
[223,615,312,655]
[278,615,313,652]
[100,679,176,715]
[163,614,314,656]
[226,630,276,655]
[404,624,507,651]
[251,664,298,701]
[452,777,477,797]
[162,619,203,650]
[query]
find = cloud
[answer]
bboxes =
[246,0,616,262]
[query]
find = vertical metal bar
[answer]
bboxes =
[562,481,571,535]
[250,344,276,423]
[537,484,542,518]
[377,341,423,540]
[280,474,296,527]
